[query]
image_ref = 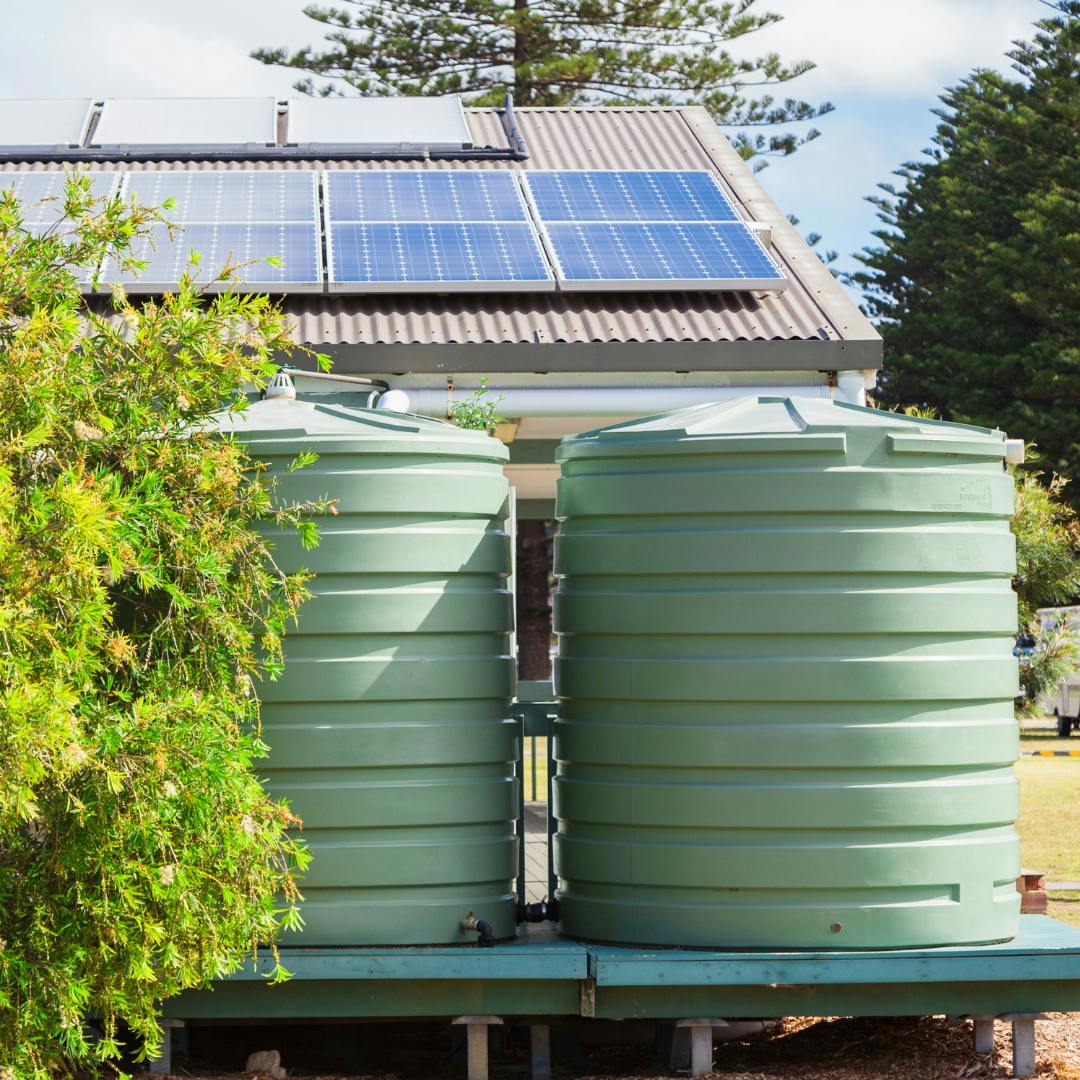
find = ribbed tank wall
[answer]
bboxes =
[226,401,517,945]
[553,397,1020,949]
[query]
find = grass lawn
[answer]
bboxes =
[521,735,549,801]
[1020,717,1080,754]
[1016,756,1080,926]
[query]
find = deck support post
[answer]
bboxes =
[674,1018,729,1078]
[1001,1013,1047,1078]
[148,1019,184,1076]
[972,1015,995,1054]
[452,1014,503,1080]
[530,1023,551,1080]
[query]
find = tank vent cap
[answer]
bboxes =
[264,370,297,401]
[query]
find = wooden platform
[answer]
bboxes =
[167,916,1080,1023]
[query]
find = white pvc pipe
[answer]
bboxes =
[383,383,834,418]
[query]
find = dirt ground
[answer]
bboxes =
[155,1011,1080,1080]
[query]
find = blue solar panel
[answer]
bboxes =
[107,171,321,291]
[122,170,317,223]
[329,222,551,289]
[525,170,738,223]
[116,223,320,290]
[545,221,784,289]
[0,170,118,224]
[326,170,527,223]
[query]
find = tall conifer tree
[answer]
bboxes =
[254,0,831,163]
[854,3,1080,489]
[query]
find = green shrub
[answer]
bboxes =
[0,175,322,1077]
[449,378,506,431]
[1011,468,1080,713]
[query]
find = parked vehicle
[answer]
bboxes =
[1036,606,1080,736]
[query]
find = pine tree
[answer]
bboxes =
[854,3,1080,491]
[253,0,831,163]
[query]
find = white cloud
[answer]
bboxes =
[759,0,1046,100]
[0,0,313,98]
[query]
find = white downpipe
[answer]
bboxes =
[836,370,869,407]
[384,383,834,418]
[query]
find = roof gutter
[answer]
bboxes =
[377,381,860,418]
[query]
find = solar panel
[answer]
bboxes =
[0,170,118,224]
[108,170,322,292]
[544,221,785,290]
[123,224,319,289]
[325,169,553,292]
[524,170,739,223]
[326,170,527,223]
[92,98,277,148]
[329,222,550,288]
[0,99,92,147]
[524,169,786,292]
[123,170,317,223]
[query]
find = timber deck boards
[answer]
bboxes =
[167,917,1080,1020]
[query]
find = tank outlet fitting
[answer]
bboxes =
[459,912,496,947]
[1005,439,1026,465]
[517,899,558,924]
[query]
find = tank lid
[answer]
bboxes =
[559,396,1007,459]
[210,395,507,459]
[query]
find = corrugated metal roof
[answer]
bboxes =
[2,107,880,360]
[282,290,832,346]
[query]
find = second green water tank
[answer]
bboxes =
[218,391,517,945]
[554,396,1020,949]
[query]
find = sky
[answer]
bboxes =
[0,0,1050,286]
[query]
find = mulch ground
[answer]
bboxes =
[154,1011,1080,1080]
[579,1013,1080,1079]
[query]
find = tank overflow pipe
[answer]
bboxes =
[280,367,390,391]
[460,912,497,947]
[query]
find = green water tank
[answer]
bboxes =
[216,389,517,945]
[554,396,1020,949]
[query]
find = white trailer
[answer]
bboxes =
[1036,606,1080,736]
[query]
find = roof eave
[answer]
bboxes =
[304,337,881,375]
[677,106,882,358]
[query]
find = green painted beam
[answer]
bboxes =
[592,981,1080,1020]
[508,441,560,465]
[515,498,555,519]
[220,942,586,983]
[169,979,581,1020]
